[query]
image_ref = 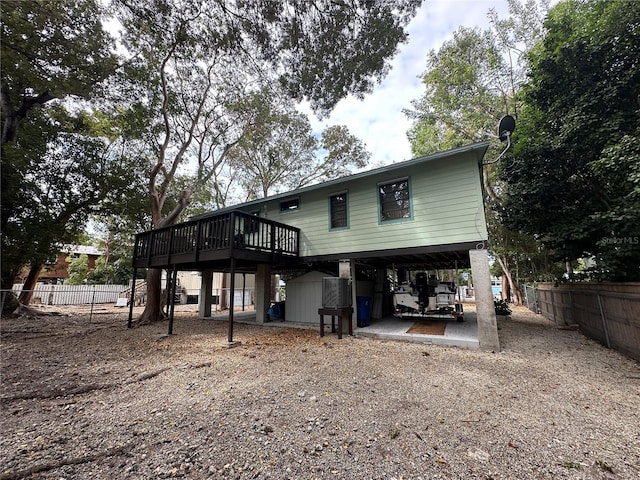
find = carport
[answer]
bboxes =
[298,241,499,351]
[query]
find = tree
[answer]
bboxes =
[0,0,117,144]
[66,255,90,285]
[1,107,144,306]
[1,0,118,309]
[503,0,640,281]
[405,0,552,303]
[113,0,421,324]
[406,27,513,156]
[89,214,149,286]
[229,90,370,200]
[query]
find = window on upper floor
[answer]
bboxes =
[280,198,300,212]
[329,192,348,230]
[378,178,411,222]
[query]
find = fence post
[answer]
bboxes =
[597,294,611,348]
[568,290,573,324]
[128,270,137,328]
[89,285,96,323]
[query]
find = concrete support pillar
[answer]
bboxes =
[198,269,213,318]
[339,259,356,334]
[469,249,500,351]
[255,264,272,324]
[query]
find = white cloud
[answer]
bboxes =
[300,0,513,167]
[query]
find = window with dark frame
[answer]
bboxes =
[329,193,348,229]
[280,198,300,212]
[378,178,411,221]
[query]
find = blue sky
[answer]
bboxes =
[300,0,517,167]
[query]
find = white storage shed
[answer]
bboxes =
[284,271,331,324]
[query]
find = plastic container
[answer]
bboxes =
[356,296,371,327]
[267,301,285,320]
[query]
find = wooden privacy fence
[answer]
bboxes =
[536,282,640,361]
[11,284,128,306]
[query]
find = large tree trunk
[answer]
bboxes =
[1,269,20,313]
[501,274,510,301]
[496,255,523,306]
[18,263,43,305]
[135,268,164,325]
[1,88,55,145]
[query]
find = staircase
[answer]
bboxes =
[119,280,147,306]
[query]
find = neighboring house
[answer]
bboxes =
[19,245,102,284]
[174,271,256,307]
[132,142,500,350]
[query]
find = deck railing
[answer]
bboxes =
[133,210,300,268]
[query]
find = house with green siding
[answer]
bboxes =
[132,141,500,350]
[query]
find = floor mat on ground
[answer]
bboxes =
[406,321,447,335]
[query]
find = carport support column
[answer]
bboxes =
[469,249,500,351]
[340,259,356,334]
[199,269,213,318]
[255,264,271,324]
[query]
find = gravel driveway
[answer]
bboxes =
[1,304,639,479]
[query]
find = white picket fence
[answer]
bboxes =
[11,284,128,306]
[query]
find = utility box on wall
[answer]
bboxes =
[322,277,352,308]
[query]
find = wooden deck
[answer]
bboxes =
[133,210,300,270]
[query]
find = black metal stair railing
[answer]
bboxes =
[133,210,300,268]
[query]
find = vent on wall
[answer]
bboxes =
[322,277,352,308]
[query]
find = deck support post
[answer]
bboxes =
[255,264,271,324]
[339,259,356,334]
[168,265,178,335]
[228,258,236,343]
[199,270,213,318]
[469,248,500,351]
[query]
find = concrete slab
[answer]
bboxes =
[354,313,479,349]
[201,305,480,349]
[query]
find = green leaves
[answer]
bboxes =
[228,89,370,200]
[504,0,640,280]
[406,25,516,158]
[0,0,117,141]
[406,0,563,297]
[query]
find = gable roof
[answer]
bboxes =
[192,141,490,220]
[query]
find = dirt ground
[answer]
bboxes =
[1,304,639,480]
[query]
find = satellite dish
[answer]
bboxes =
[498,114,516,142]
[483,114,516,165]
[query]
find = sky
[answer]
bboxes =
[300,0,515,167]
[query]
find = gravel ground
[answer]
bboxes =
[1,303,639,480]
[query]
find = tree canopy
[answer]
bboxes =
[503,0,640,280]
[1,105,145,300]
[109,0,421,323]
[0,0,117,143]
[405,0,553,302]
[0,0,123,300]
[228,90,370,200]
[406,26,512,156]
